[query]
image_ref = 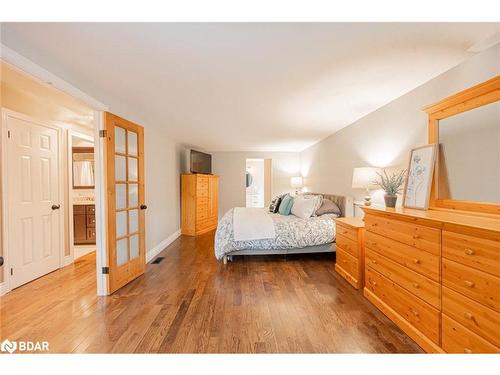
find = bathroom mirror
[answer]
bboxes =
[73,147,95,189]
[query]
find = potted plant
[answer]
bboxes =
[375,169,407,208]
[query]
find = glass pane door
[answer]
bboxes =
[114,125,140,266]
[106,112,145,294]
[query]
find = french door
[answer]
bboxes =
[4,110,62,289]
[104,112,146,293]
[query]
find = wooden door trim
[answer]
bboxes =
[0,108,65,295]
[104,112,146,294]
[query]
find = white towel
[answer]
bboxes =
[233,207,276,241]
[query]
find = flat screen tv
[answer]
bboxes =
[190,150,212,174]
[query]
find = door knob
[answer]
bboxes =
[0,256,4,267]
[140,204,147,210]
[52,204,61,210]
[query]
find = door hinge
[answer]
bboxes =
[7,130,11,138]
[102,267,109,274]
[99,130,107,138]
[11,268,13,276]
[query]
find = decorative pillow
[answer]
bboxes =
[269,194,284,213]
[278,194,294,216]
[291,195,321,219]
[302,194,324,216]
[315,198,341,217]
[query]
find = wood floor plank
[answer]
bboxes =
[0,231,423,353]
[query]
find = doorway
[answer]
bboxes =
[69,134,96,262]
[245,158,272,208]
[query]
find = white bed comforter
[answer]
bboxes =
[233,207,276,241]
[214,208,337,260]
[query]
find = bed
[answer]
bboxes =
[215,193,353,263]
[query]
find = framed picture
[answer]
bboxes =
[403,144,438,210]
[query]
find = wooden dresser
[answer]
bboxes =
[335,217,365,289]
[73,204,96,245]
[181,174,219,236]
[363,206,500,353]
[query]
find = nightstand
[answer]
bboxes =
[335,217,365,289]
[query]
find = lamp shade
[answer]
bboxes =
[290,176,303,188]
[352,167,379,189]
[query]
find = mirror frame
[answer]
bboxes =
[423,75,500,215]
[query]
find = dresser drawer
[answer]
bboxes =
[443,258,500,313]
[86,214,96,228]
[443,231,500,277]
[336,223,359,243]
[365,266,440,343]
[443,286,500,346]
[442,314,500,353]
[86,205,96,215]
[365,214,440,255]
[196,204,209,220]
[336,250,359,280]
[336,234,358,258]
[197,196,209,206]
[365,231,439,281]
[366,248,440,308]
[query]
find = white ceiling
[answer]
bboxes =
[1,23,499,151]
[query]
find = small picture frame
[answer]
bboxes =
[403,144,438,210]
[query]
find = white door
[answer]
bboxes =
[5,111,62,289]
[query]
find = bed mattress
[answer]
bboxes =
[214,208,337,260]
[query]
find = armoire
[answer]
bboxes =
[181,174,219,236]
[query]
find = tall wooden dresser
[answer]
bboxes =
[363,206,500,353]
[181,174,219,236]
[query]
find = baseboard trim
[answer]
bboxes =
[146,229,181,263]
[0,281,8,296]
[74,245,96,260]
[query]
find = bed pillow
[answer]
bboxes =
[315,198,341,217]
[291,195,320,219]
[301,194,324,216]
[278,194,294,215]
[268,194,284,213]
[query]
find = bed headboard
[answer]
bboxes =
[308,193,354,218]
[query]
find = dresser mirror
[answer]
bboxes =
[425,75,500,214]
[72,147,95,189]
[438,100,500,203]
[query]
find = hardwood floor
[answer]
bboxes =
[0,232,423,353]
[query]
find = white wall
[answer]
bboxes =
[143,128,183,252]
[299,43,500,206]
[212,151,300,217]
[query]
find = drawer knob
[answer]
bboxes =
[371,259,377,264]
[464,280,475,288]
[412,258,421,264]
[464,248,475,256]
[342,230,348,235]
[412,282,420,289]
[413,234,420,240]
[463,312,475,321]
[371,281,377,287]
[464,348,472,354]
[372,223,378,227]
[410,309,419,317]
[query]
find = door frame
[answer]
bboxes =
[67,130,95,265]
[0,109,65,294]
[1,48,109,296]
